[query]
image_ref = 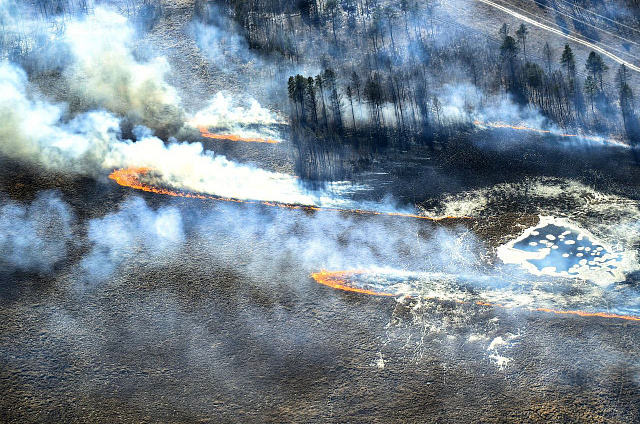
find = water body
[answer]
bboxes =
[514,224,620,275]
[497,217,631,285]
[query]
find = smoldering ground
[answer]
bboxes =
[2,185,640,422]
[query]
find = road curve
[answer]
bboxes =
[476,0,640,73]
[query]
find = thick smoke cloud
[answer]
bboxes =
[0,58,363,210]
[0,62,121,173]
[0,191,74,273]
[62,8,186,136]
[0,3,185,137]
[106,136,365,207]
[0,7,320,206]
[0,58,309,205]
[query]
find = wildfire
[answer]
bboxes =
[311,270,640,323]
[109,167,465,221]
[311,270,395,296]
[109,167,216,200]
[532,308,640,322]
[473,120,628,147]
[198,126,280,144]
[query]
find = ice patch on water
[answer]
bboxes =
[497,216,634,285]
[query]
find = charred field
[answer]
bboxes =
[2,129,640,423]
[3,0,640,423]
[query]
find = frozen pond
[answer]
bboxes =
[497,216,632,285]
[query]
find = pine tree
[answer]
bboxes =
[584,75,598,114]
[585,51,608,91]
[560,45,575,79]
[515,24,528,62]
[500,35,519,84]
[616,64,635,134]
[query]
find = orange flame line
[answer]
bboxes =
[311,270,396,297]
[108,167,466,221]
[198,126,280,144]
[311,270,640,323]
[473,120,628,147]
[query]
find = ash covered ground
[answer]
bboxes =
[2,0,640,423]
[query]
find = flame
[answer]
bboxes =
[198,126,280,144]
[311,270,395,296]
[473,120,628,147]
[531,308,640,321]
[109,167,466,221]
[311,270,640,323]
[109,167,215,200]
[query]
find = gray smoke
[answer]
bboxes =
[61,8,186,136]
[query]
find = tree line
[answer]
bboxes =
[197,0,639,150]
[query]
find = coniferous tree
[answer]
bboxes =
[515,24,528,61]
[585,51,608,91]
[616,64,635,136]
[584,75,598,114]
[560,45,576,80]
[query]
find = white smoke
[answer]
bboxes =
[0,3,185,135]
[0,54,371,211]
[106,135,366,206]
[73,194,474,283]
[0,62,122,172]
[0,5,321,207]
[439,83,551,132]
[0,191,74,273]
[0,7,371,213]
[79,197,185,282]
[189,92,284,141]
[0,61,313,206]
[190,92,281,128]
